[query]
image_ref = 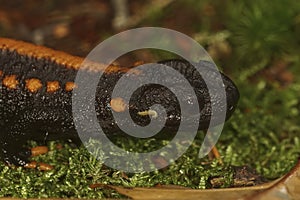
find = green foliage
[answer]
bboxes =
[226,0,300,66]
[0,139,233,198]
[220,76,300,179]
[0,142,123,199]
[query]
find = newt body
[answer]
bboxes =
[0,38,239,166]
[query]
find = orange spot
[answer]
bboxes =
[46,81,60,93]
[31,146,49,157]
[25,78,43,93]
[110,97,127,112]
[24,161,37,169]
[65,81,77,91]
[3,75,19,89]
[0,70,3,77]
[38,162,54,171]
[24,161,53,171]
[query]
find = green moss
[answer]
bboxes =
[226,0,300,65]
[223,60,299,180]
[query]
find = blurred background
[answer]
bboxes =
[0,0,299,75]
[0,0,299,181]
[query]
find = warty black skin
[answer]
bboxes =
[0,47,239,166]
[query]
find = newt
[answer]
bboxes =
[0,38,239,166]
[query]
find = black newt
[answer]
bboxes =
[0,38,239,166]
